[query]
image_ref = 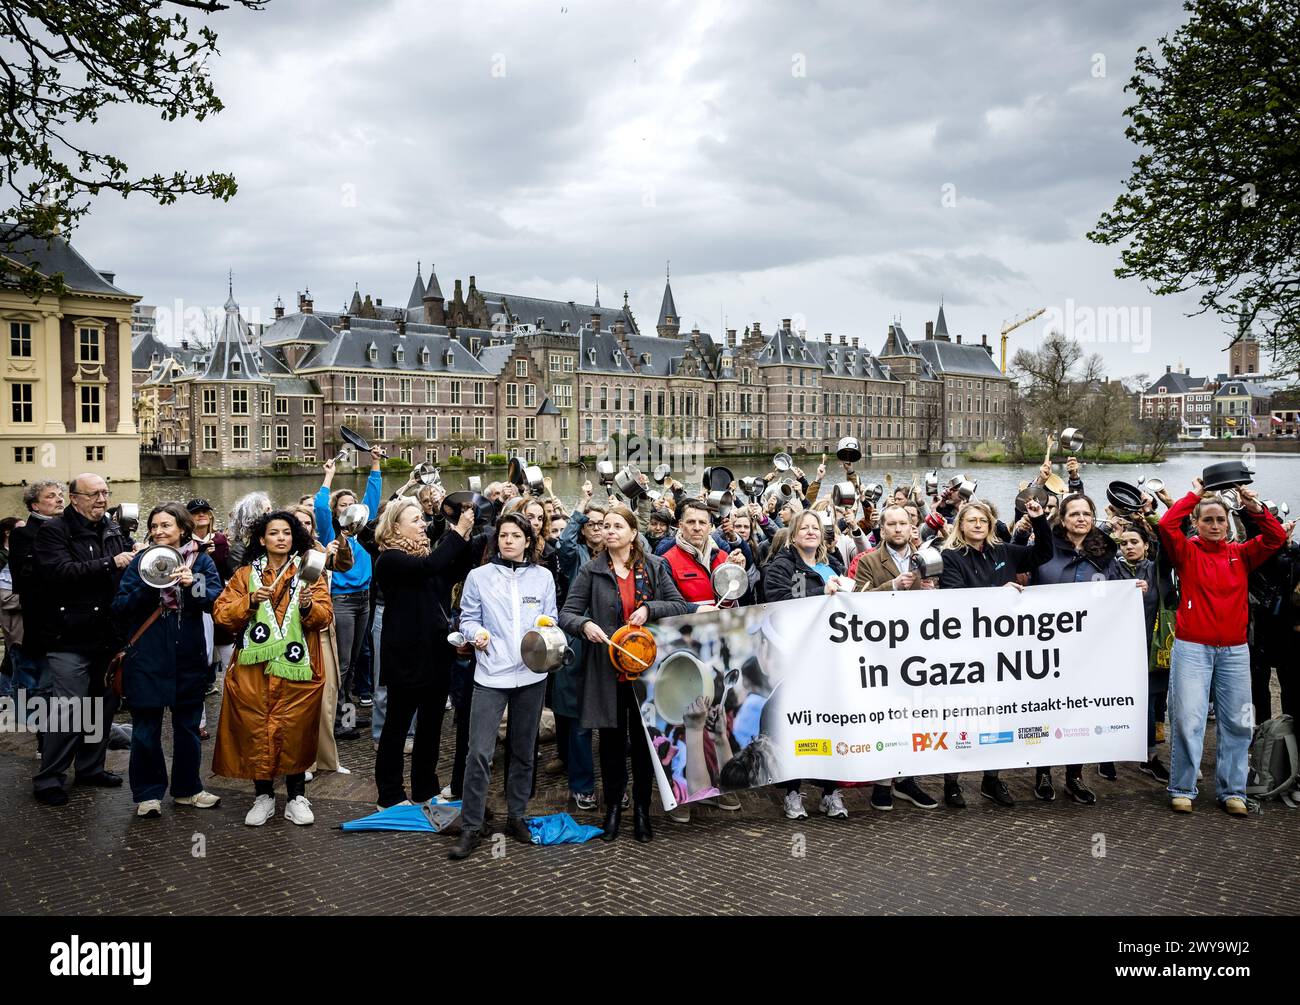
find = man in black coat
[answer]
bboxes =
[31,474,134,806]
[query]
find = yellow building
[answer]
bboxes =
[1,228,140,485]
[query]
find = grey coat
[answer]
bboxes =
[559,552,690,730]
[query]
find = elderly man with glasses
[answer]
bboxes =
[30,474,136,806]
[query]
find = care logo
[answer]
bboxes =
[835,741,872,755]
[794,739,831,757]
[836,741,849,755]
[911,731,948,752]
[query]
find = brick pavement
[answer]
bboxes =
[2,689,1297,916]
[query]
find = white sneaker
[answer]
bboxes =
[403,737,414,756]
[285,795,315,826]
[375,799,414,811]
[304,771,314,783]
[820,790,848,819]
[783,790,808,820]
[174,791,221,809]
[335,764,352,775]
[439,784,453,800]
[137,799,162,818]
[244,793,276,826]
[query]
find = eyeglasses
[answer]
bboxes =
[73,490,112,499]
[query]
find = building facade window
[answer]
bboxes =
[231,388,248,414]
[373,414,385,440]
[80,385,101,424]
[276,425,289,450]
[303,398,315,415]
[303,425,316,450]
[9,321,32,357]
[451,381,461,405]
[10,382,33,423]
[372,377,385,402]
[525,384,536,408]
[400,378,412,403]
[203,425,217,451]
[261,425,272,450]
[524,417,536,440]
[506,416,518,440]
[79,327,100,363]
[232,424,249,450]
[344,376,357,401]
[473,383,485,406]
[506,383,518,407]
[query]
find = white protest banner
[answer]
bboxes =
[640,581,1148,804]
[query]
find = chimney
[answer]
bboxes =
[299,290,314,314]
[851,337,859,349]
[274,297,285,320]
[925,321,934,339]
[840,335,848,346]
[752,321,762,337]
[590,312,601,331]
[181,339,189,350]
[614,320,626,336]
[1185,368,1190,376]
[1166,365,1171,373]
[396,317,406,337]
[782,318,792,332]
[727,328,737,348]
[956,334,962,344]
[376,298,383,307]
[824,334,831,344]
[340,315,351,332]
[468,275,476,290]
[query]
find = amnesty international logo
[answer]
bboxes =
[794,739,832,757]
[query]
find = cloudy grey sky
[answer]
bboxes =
[64,0,1245,380]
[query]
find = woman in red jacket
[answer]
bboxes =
[1158,479,1285,816]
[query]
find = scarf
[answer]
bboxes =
[158,540,201,612]
[385,534,430,558]
[673,529,718,572]
[239,558,311,681]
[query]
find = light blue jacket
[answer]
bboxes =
[458,560,558,689]
[314,468,382,595]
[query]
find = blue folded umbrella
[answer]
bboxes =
[340,800,462,833]
[524,812,605,845]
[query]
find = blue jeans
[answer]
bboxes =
[129,703,204,802]
[1168,640,1253,801]
[369,603,415,743]
[558,714,595,795]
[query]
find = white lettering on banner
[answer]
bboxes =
[643,581,1147,803]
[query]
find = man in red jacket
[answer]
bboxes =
[1158,479,1285,817]
[662,500,739,608]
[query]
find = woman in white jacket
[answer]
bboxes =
[449,513,558,861]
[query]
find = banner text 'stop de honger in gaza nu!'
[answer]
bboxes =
[641,582,1148,804]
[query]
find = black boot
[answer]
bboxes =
[448,827,482,861]
[601,806,621,842]
[633,804,653,843]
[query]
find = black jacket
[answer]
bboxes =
[762,544,846,603]
[1032,526,1117,586]
[939,514,1052,590]
[372,531,468,688]
[7,513,52,607]
[30,505,131,655]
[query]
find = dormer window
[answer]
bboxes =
[395,346,405,363]
[587,348,596,364]
[231,358,241,374]
[151,352,159,364]
[640,352,652,364]
[367,342,378,362]
[419,347,430,364]
[443,349,455,365]
[612,349,622,366]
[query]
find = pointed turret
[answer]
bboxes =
[656,261,680,339]
[422,263,445,325]
[406,262,426,310]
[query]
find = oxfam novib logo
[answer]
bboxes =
[875,741,883,751]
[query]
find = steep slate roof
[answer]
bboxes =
[879,321,918,357]
[537,397,560,416]
[1144,372,1207,395]
[477,290,638,335]
[808,340,896,382]
[259,312,339,346]
[914,339,1003,378]
[298,326,489,375]
[0,226,136,298]
[579,329,643,375]
[755,328,820,367]
[425,265,443,301]
[1215,380,1271,398]
[658,279,678,326]
[476,343,514,377]
[197,292,268,382]
[934,304,950,338]
[258,346,321,396]
[406,265,426,310]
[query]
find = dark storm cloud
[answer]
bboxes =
[58,0,1227,372]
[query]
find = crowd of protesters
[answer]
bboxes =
[1,444,1295,860]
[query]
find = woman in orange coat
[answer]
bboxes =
[213,511,333,827]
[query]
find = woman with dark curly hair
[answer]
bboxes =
[212,511,333,827]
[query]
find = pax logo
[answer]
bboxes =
[911,731,948,752]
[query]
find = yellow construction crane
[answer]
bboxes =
[999,307,1046,374]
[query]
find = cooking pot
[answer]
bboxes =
[653,463,672,484]
[609,624,656,682]
[520,625,574,673]
[1059,427,1085,453]
[711,562,748,605]
[772,452,793,472]
[831,482,857,508]
[836,436,861,464]
[138,544,185,589]
[338,503,370,535]
[1106,480,1144,514]
[910,546,944,579]
[654,650,712,726]
[1202,460,1253,491]
[703,465,735,492]
[614,465,647,500]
